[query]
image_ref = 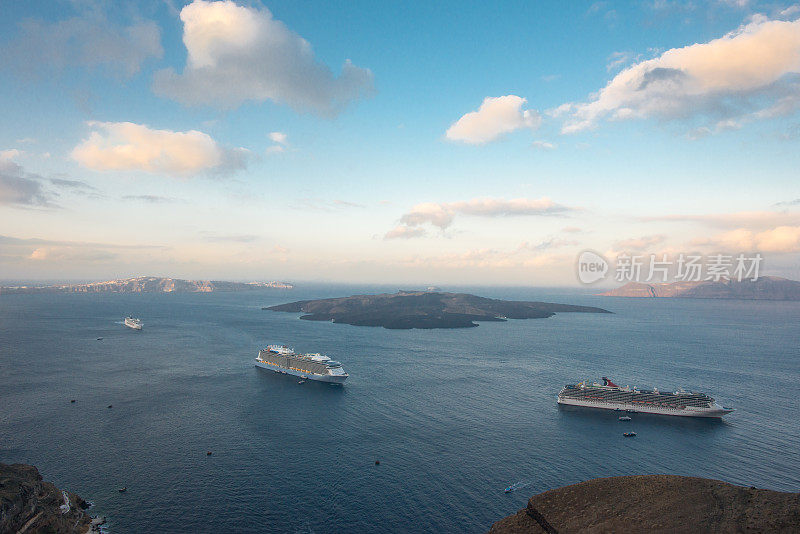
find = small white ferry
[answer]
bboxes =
[124,316,143,330]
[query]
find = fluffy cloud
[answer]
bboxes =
[384,225,426,240]
[389,197,572,238]
[561,16,800,133]
[266,131,288,154]
[71,122,248,177]
[4,12,161,77]
[0,152,54,207]
[446,96,541,144]
[698,225,800,252]
[153,0,373,114]
[269,132,288,144]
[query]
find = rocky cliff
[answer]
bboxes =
[0,276,293,294]
[599,276,800,300]
[488,475,800,533]
[0,463,93,533]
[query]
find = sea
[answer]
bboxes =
[1,285,799,533]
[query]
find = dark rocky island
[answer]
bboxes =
[265,290,610,329]
[0,462,96,533]
[600,276,800,300]
[488,475,800,533]
[0,276,293,295]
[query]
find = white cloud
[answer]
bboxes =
[389,197,573,237]
[4,12,162,78]
[698,225,800,252]
[269,132,288,145]
[780,5,800,18]
[153,0,373,114]
[561,16,800,133]
[266,131,288,154]
[0,149,22,161]
[445,96,541,144]
[71,122,248,177]
[400,202,456,229]
[384,225,427,240]
[531,140,557,150]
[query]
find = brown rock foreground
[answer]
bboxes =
[0,463,93,533]
[488,475,800,534]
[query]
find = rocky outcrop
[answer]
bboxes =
[0,276,293,294]
[266,291,611,329]
[0,463,92,533]
[599,276,800,300]
[488,475,800,533]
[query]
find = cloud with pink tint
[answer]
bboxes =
[72,121,248,177]
[560,16,800,133]
[446,96,541,144]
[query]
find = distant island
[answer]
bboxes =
[0,276,293,295]
[600,276,800,300]
[0,462,101,533]
[265,290,610,329]
[489,474,800,533]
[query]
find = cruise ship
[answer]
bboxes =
[124,316,143,330]
[557,377,732,418]
[255,345,348,384]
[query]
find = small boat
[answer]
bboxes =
[619,416,631,421]
[298,380,305,384]
[124,316,143,330]
[118,487,127,493]
[623,432,637,437]
[504,486,514,493]
[96,337,103,341]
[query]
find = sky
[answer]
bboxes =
[1,0,799,286]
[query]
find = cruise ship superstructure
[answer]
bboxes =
[124,316,143,330]
[557,377,732,418]
[255,345,348,384]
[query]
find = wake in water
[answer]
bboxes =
[504,480,530,493]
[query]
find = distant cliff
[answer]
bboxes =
[266,290,610,329]
[599,276,800,300]
[0,463,93,533]
[488,475,800,533]
[0,276,293,295]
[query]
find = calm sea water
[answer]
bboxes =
[1,285,799,533]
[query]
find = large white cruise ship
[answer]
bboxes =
[124,316,143,330]
[557,377,733,418]
[255,345,348,384]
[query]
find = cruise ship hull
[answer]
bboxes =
[254,359,348,383]
[557,397,732,418]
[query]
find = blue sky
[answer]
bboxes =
[1,0,799,284]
